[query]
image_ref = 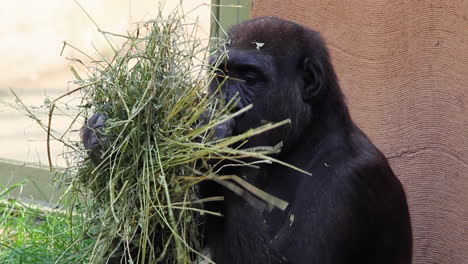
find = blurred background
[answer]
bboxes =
[0,0,211,167]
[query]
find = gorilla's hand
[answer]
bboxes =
[81,113,110,164]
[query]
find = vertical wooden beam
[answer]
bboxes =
[212,0,251,38]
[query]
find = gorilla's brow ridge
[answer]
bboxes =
[225,50,273,75]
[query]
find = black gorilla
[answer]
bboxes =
[83,17,412,264]
[200,17,412,264]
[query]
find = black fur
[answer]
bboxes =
[201,16,412,264]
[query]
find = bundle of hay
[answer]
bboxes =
[49,7,290,264]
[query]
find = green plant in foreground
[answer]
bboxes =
[0,196,92,264]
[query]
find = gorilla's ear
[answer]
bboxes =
[302,57,324,101]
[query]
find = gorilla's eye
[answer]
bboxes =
[215,69,226,77]
[243,72,258,84]
[215,70,228,83]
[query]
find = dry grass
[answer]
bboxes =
[10,4,301,264]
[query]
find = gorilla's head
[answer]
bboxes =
[209,17,346,153]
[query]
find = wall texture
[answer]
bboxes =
[251,0,467,263]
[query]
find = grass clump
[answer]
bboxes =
[41,5,293,264]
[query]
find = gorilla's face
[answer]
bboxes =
[209,45,312,151]
[210,49,274,110]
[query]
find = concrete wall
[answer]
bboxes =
[252,0,467,263]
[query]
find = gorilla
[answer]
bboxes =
[83,16,412,264]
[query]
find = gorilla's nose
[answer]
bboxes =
[214,118,236,139]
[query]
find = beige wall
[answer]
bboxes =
[0,0,211,91]
[0,0,210,166]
